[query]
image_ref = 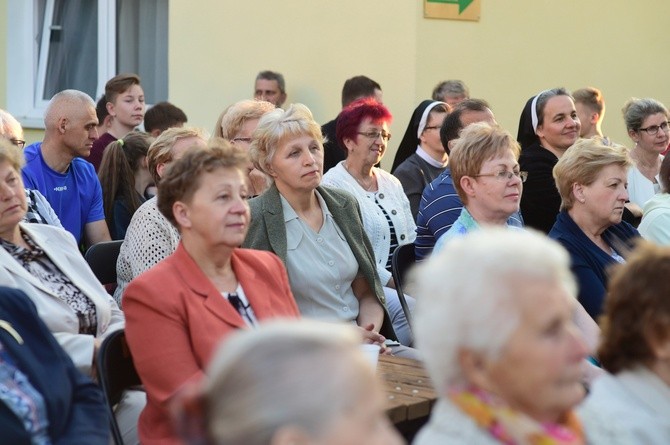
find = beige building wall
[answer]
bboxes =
[3,0,670,167]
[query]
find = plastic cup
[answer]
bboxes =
[359,343,381,370]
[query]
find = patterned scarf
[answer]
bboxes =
[449,386,584,445]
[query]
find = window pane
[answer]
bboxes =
[42,0,98,100]
[116,0,169,103]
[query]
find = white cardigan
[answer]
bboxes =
[0,223,124,375]
[322,162,416,284]
[579,367,670,444]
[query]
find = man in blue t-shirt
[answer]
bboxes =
[22,90,110,247]
[415,100,523,260]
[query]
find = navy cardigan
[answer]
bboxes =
[0,287,108,444]
[549,211,639,319]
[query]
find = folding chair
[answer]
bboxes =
[96,329,142,445]
[391,243,416,331]
[85,240,123,292]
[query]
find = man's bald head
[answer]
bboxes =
[43,89,99,160]
[44,90,97,130]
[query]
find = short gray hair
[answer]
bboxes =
[413,228,576,394]
[622,97,669,132]
[256,70,286,94]
[202,321,368,445]
[432,79,469,102]
[0,109,23,140]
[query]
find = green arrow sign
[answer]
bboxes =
[427,0,474,14]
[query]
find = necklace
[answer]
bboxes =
[344,162,377,192]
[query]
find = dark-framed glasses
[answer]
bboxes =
[638,121,670,135]
[475,170,528,183]
[231,137,253,144]
[357,130,391,142]
[10,138,25,149]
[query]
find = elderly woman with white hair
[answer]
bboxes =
[413,228,624,444]
[176,320,403,445]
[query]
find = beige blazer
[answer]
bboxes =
[0,223,124,374]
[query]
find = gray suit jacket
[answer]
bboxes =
[244,184,396,340]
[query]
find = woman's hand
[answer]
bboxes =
[352,275,385,333]
[358,323,391,354]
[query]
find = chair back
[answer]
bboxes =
[391,243,416,330]
[85,240,123,286]
[96,329,142,445]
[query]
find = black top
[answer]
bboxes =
[321,117,345,174]
[519,142,561,234]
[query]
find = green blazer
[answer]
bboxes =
[244,183,397,340]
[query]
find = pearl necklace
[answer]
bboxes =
[344,162,377,192]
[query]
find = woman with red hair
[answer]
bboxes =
[322,98,415,345]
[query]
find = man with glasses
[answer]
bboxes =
[414,99,523,260]
[0,108,62,227]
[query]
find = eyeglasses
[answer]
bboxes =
[231,137,252,144]
[10,138,25,149]
[638,121,670,135]
[357,130,391,142]
[475,170,528,183]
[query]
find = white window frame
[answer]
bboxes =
[6,0,117,128]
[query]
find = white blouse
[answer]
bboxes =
[321,162,416,285]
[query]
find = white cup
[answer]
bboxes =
[359,343,381,370]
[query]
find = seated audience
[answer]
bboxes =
[518,88,581,234]
[176,321,402,445]
[90,73,146,171]
[114,127,207,303]
[415,99,522,260]
[413,228,623,444]
[243,104,397,345]
[639,154,670,243]
[579,242,670,442]
[433,122,524,251]
[98,131,154,240]
[144,101,188,137]
[391,100,450,219]
[0,139,141,444]
[549,137,640,320]
[322,98,415,345]
[622,97,669,216]
[0,286,109,444]
[431,79,469,107]
[214,99,275,196]
[124,142,299,445]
